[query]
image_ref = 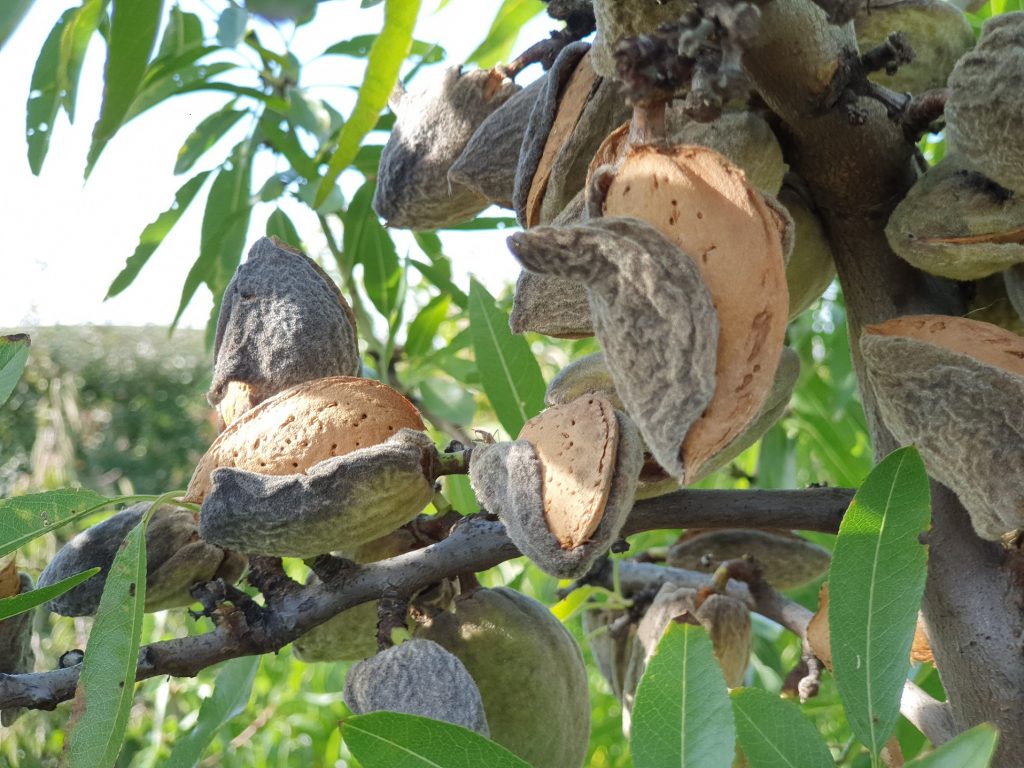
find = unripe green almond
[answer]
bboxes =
[886,155,1024,280]
[200,429,437,557]
[674,112,787,196]
[967,275,1024,335]
[414,587,590,768]
[1006,263,1024,321]
[509,217,720,480]
[374,66,520,229]
[667,528,832,590]
[470,407,643,579]
[449,78,543,210]
[546,352,624,410]
[591,0,694,78]
[343,638,490,735]
[293,528,420,663]
[779,186,836,319]
[946,13,1024,192]
[861,315,1024,539]
[209,237,360,426]
[855,0,974,94]
[38,504,245,617]
[0,572,35,725]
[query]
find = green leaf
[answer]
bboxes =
[830,446,931,758]
[0,0,34,52]
[905,724,998,768]
[216,5,247,46]
[156,6,203,59]
[444,474,479,515]
[0,334,31,407]
[287,89,333,140]
[172,140,254,330]
[316,0,421,206]
[631,623,736,768]
[86,0,166,175]
[257,111,319,181]
[466,0,544,68]
[404,295,450,358]
[468,278,544,438]
[174,103,247,175]
[0,567,99,621]
[58,0,105,123]
[0,489,111,559]
[245,0,316,24]
[26,8,75,175]
[125,63,253,123]
[266,208,302,248]
[341,712,531,768]
[409,259,468,310]
[322,35,444,63]
[730,688,834,768]
[106,170,213,299]
[65,508,153,767]
[345,182,402,321]
[419,378,475,425]
[165,656,260,768]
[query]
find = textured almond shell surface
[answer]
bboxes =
[518,395,619,548]
[0,557,18,598]
[599,145,789,483]
[186,376,424,502]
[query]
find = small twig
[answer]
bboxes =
[860,32,914,78]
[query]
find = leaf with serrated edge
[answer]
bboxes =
[316,0,421,206]
[0,334,30,406]
[632,622,736,768]
[905,724,998,768]
[0,568,99,621]
[830,446,931,759]
[65,508,153,767]
[730,688,833,768]
[165,656,260,768]
[341,712,531,768]
[0,489,114,559]
[468,278,545,438]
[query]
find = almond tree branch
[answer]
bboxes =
[0,486,849,712]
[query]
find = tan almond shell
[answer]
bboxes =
[667,528,831,590]
[597,145,789,483]
[526,51,598,228]
[0,557,18,598]
[217,380,256,428]
[885,155,1024,280]
[185,376,425,503]
[861,315,1024,538]
[518,395,620,548]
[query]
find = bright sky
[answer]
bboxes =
[0,0,548,331]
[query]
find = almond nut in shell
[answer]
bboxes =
[373,66,520,229]
[885,155,1024,280]
[470,398,643,578]
[861,314,1024,539]
[343,638,490,735]
[200,429,436,557]
[591,144,789,483]
[545,352,624,410]
[780,185,836,319]
[38,503,245,616]
[413,587,590,768]
[185,376,425,503]
[509,216,720,480]
[667,528,831,590]
[209,237,360,427]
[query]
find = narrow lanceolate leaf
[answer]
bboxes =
[730,688,833,768]
[631,623,736,768]
[266,209,302,248]
[86,0,165,175]
[345,181,402,321]
[315,0,421,206]
[174,103,248,175]
[106,170,212,299]
[172,139,254,330]
[26,8,74,175]
[830,446,931,758]
[66,510,152,767]
[0,568,99,621]
[404,295,451,359]
[0,489,110,559]
[156,6,204,59]
[468,279,544,438]
[0,0,34,52]
[58,0,104,123]
[466,0,544,68]
[165,656,260,768]
[905,724,998,768]
[341,712,531,768]
[0,334,30,406]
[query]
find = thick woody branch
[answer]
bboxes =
[0,486,848,712]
